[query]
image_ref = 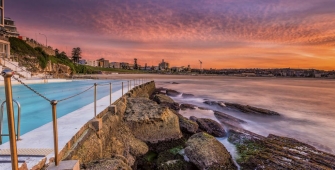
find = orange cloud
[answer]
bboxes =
[6,0,335,70]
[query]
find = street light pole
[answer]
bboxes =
[39,33,47,47]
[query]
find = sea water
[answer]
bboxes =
[156,77,335,154]
[0,79,125,143]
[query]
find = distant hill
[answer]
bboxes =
[9,37,94,76]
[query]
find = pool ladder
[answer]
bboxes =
[0,99,21,145]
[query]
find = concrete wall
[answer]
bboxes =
[59,81,156,165]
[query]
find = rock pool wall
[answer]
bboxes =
[58,81,156,166]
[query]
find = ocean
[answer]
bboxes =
[155,76,335,154]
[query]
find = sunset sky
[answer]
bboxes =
[5,0,335,70]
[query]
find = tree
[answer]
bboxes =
[71,47,82,63]
[55,48,59,56]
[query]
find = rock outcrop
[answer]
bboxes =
[225,102,280,116]
[185,132,237,170]
[203,100,280,116]
[166,89,181,97]
[182,93,194,98]
[152,94,180,111]
[214,111,246,128]
[153,94,175,104]
[180,103,196,110]
[192,117,226,137]
[232,133,335,169]
[125,97,182,143]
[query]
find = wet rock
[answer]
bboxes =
[228,129,264,145]
[174,112,199,134]
[153,94,180,111]
[196,118,226,137]
[166,89,181,97]
[153,94,174,104]
[236,134,335,170]
[189,116,198,122]
[185,132,237,170]
[203,100,218,105]
[180,103,196,110]
[214,111,246,128]
[182,93,194,98]
[125,97,182,143]
[197,107,210,110]
[151,87,167,96]
[83,157,132,170]
[225,102,280,116]
[156,150,197,170]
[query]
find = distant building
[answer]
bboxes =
[110,62,120,69]
[4,17,19,37]
[0,0,3,27]
[0,0,10,58]
[87,60,98,67]
[103,60,109,68]
[159,59,169,70]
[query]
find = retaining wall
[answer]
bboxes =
[58,81,156,165]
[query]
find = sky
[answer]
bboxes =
[5,0,335,70]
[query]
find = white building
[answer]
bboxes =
[4,17,19,37]
[0,0,11,58]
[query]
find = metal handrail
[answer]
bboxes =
[0,99,21,145]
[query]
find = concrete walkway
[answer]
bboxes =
[0,83,133,169]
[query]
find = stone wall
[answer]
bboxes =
[58,81,156,166]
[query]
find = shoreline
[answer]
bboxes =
[73,73,335,81]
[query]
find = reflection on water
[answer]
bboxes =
[157,77,335,154]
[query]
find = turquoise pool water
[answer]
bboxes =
[0,79,125,143]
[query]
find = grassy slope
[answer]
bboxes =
[9,37,146,74]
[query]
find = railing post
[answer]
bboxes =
[2,69,18,170]
[50,100,59,166]
[94,83,97,117]
[110,82,112,105]
[122,82,124,95]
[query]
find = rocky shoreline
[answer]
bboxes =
[80,83,335,170]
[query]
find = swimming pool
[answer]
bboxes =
[0,79,126,143]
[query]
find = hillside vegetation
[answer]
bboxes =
[8,37,144,75]
[9,37,93,74]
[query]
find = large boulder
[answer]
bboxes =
[125,97,182,143]
[195,118,226,137]
[185,132,237,170]
[174,112,199,134]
